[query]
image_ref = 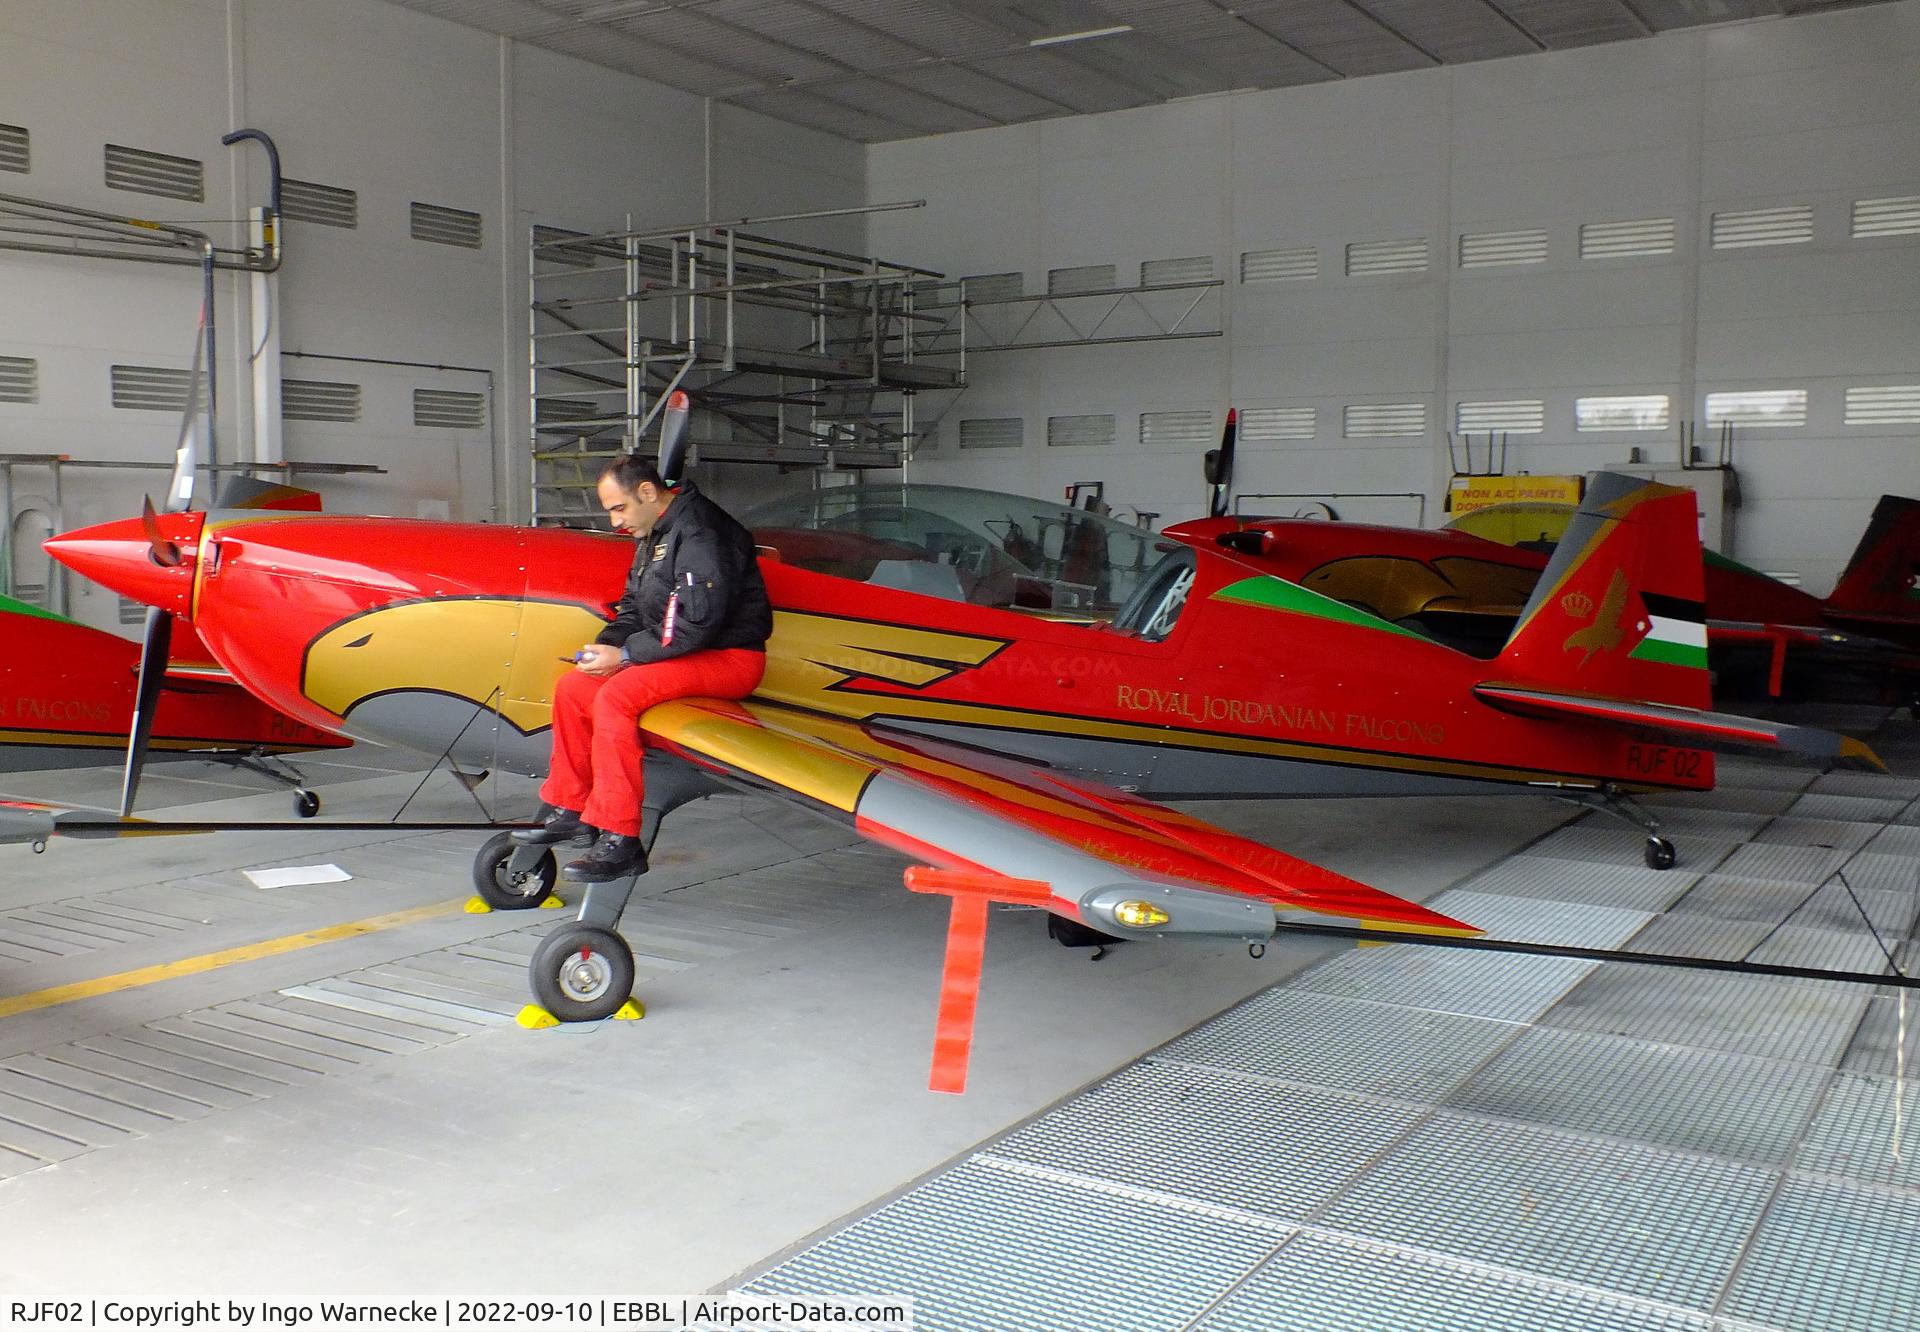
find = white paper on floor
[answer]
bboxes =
[244,863,354,889]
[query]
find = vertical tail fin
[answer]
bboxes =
[1826,495,1920,620]
[1494,473,1712,709]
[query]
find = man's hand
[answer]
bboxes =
[574,643,624,677]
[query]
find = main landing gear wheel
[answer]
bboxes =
[529,923,634,1023]
[293,789,321,818]
[1644,836,1677,871]
[472,831,557,910]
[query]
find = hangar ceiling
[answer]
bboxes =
[388,0,1898,142]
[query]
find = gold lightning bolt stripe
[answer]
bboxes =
[758,610,1009,706]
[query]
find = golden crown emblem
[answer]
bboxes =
[1561,591,1595,617]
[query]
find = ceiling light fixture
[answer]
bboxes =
[1028,24,1134,48]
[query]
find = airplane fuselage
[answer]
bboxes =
[51,509,1716,802]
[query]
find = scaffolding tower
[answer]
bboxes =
[529,204,966,527]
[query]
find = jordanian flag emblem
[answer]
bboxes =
[1631,592,1708,669]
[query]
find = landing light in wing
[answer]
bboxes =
[1113,900,1171,928]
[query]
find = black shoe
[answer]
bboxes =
[562,832,649,882]
[512,804,591,847]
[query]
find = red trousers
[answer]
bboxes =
[540,648,766,837]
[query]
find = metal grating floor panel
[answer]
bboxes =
[1717,840,1854,886]
[1320,1113,1779,1309]
[1426,890,1654,948]
[985,1061,1422,1222]
[1754,815,1884,852]
[1748,924,1900,975]
[1159,989,1523,1102]
[1712,759,1820,791]
[1789,792,1913,823]
[740,1156,1287,1332]
[1453,856,1700,913]
[1841,994,1920,1078]
[1446,1026,1830,1166]
[1543,967,1871,1065]
[1865,823,1920,858]
[1649,786,1805,816]
[1194,1229,1715,1332]
[1809,771,1920,801]
[1795,1071,1918,1191]
[1291,947,1596,1024]
[1719,1175,1920,1332]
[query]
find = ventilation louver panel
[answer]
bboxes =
[1844,385,1920,425]
[962,272,1024,302]
[1343,403,1427,437]
[411,202,483,249]
[959,417,1022,449]
[1711,206,1813,249]
[110,365,196,413]
[281,379,361,423]
[533,225,600,270]
[1458,229,1548,268]
[1852,196,1920,239]
[1047,414,1114,447]
[1346,239,1428,277]
[1141,411,1213,447]
[414,388,485,429]
[0,355,37,404]
[1239,406,1315,441]
[1140,255,1214,286]
[280,178,358,229]
[118,597,146,627]
[1576,394,1670,431]
[1240,248,1317,283]
[1706,389,1808,428]
[0,123,27,174]
[1047,264,1115,296]
[1455,400,1545,434]
[1580,217,1676,259]
[105,144,204,202]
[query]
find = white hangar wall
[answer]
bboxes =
[0,0,864,630]
[870,2,1920,594]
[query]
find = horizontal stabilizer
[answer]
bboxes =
[1473,683,1885,771]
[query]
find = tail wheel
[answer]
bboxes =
[472,830,557,910]
[1645,836,1677,871]
[529,923,635,1022]
[294,789,321,818]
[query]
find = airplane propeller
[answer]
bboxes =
[1205,407,1238,520]
[120,324,208,817]
[657,389,692,487]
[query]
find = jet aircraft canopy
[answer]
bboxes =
[746,483,1177,620]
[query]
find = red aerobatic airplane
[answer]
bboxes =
[1,478,347,812]
[1168,417,1920,706]
[30,393,1882,1090]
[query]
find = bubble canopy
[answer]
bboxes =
[745,484,1179,618]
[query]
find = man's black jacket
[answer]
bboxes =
[595,482,773,664]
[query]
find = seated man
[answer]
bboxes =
[514,454,771,880]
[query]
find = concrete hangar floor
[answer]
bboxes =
[0,708,1915,1331]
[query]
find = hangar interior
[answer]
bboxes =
[2,2,1919,1330]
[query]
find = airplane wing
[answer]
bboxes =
[1472,682,1885,770]
[639,697,1476,1092]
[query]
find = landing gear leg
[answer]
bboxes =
[1555,784,1677,871]
[229,748,320,817]
[521,762,719,1025]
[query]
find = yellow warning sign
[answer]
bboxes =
[1445,474,1584,515]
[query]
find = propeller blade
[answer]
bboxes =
[121,606,174,817]
[657,390,691,487]
[140,496,185,568]
[1207,407,1238,519]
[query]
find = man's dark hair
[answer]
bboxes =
[599,454,666,492]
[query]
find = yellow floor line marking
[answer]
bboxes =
[0,899,465,1020]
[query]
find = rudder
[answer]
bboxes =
[1495,473,1711,710]
[1827,495,1920,620]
